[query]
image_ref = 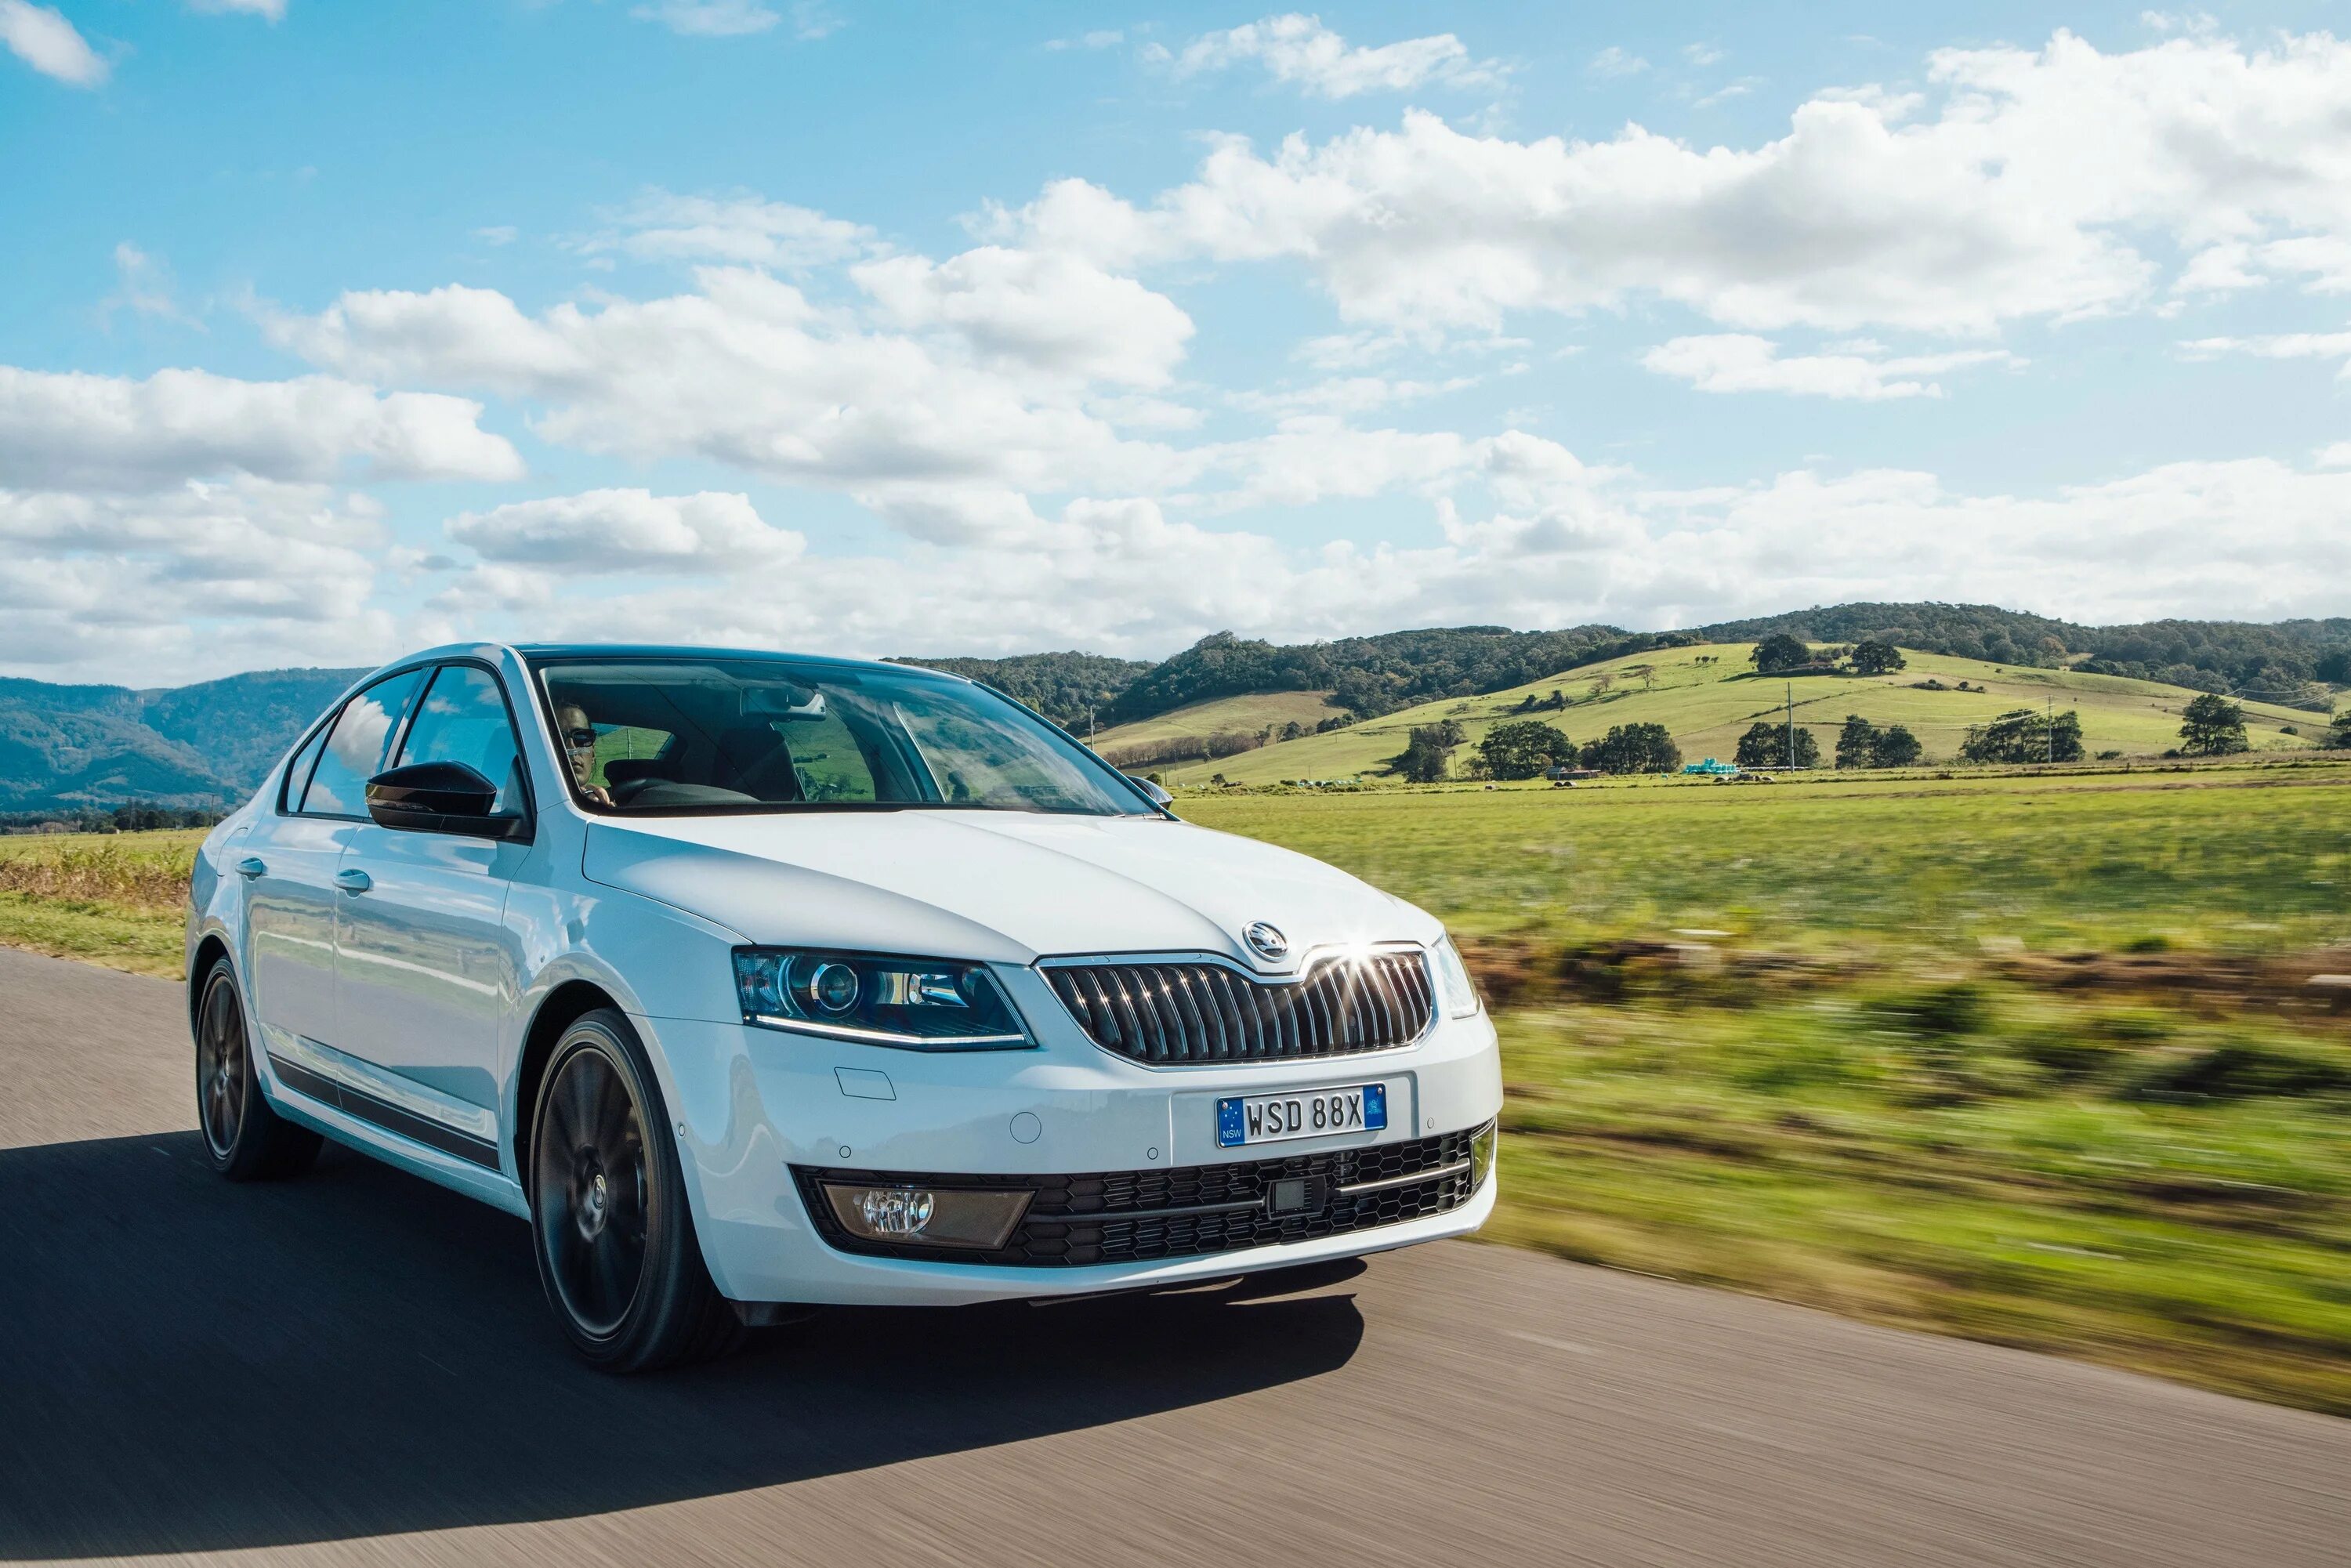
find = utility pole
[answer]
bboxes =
[1785,682,1795,769]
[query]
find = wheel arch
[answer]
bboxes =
[513,979,622,1183]
[187,932,234,1038]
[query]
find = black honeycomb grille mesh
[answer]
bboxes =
[793,1123,1487,1269]
[1044,951,1436,1064]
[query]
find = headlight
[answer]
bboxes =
[1431,935,1481,1018]
[733,949,1034,1050]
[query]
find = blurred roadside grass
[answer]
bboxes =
[5,762,2348,1411]
[0,831,202,976]
[1186,762,2351,1414]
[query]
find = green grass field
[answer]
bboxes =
[1183,762,2351,1412]
[0,830,203,976]
[1157,643,2325,784]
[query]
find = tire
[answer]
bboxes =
[527,1009,742,1373]
[194,956,323,1181]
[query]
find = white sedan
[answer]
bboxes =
[187,644,1502,1371]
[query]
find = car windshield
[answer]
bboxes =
[528,655,1158,817]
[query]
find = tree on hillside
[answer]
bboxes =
[1962,708,2087,764]
[1872,724,1924,767]
[2179,693,2248,755]
[1581,722,1682,774]
[1477,720,1576,780]
[1587,670,1617,699]
[1394,728,1454,783]
[1628,663,1659,691]
[2318,649,2351,686]
[1735,720,1818,769]
[2326,709,2351,748]
[1750,633,1813,673]
[1835,715,1879,769]
[1849,639,1906,675]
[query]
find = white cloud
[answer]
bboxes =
[1587,46,1647,78]
[1684,43,1726,67]
[2180,328,2351,372]
[0,477,389,676]
[1642,335,2020,399]
[1157,13,1496,98]
[581,190,876,268]
[1,1,106,87]
[475,225,520,247]
[0,365,523,491]
[1046,29,1122,51]
[1004,30,2351,335]
[187,0,287,20]
[632,2,779,37]
[101,244,197,328]
[853,247,1194,386]
[447,489,802,573]
[268,268,1186,498]
[1229,375,1475,421]
[397,450,2351,671]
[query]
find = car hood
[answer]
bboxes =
[581,810,1436,970]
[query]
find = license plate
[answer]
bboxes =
[1217,1083,1387,1148]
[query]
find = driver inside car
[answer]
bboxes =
[556,704,614,806]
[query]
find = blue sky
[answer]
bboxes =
[4,2,2349,685]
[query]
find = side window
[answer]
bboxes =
[279,722,331,813]
[301,669,426,817]
[395,665,527,814]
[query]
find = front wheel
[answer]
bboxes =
[528,1009,741,1373]
[194,957,321,1181]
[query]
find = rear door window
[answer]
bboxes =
[300,668,426,817]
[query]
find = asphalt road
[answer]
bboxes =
[4,945,2348,1566]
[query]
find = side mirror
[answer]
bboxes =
[1135,777,1173,809]
[366,761,525,839]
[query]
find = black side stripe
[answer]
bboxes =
[266,1052,503,1170]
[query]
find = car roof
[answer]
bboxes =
[509,643,972,681]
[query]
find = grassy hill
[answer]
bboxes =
[1089,690,1339,756]
[1153,645,2327,784]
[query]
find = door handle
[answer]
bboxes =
[234,856,266,880]
[334,869,374,895]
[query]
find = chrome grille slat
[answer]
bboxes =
[1045,951,1436,1065]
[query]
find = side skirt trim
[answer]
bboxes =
[265,1049,502,1170]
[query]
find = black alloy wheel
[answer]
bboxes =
[194,956,322,1180]
[527,1010,743,1372]
[535,1043,650,1337]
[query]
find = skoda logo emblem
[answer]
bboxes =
[1244,922,1289,960]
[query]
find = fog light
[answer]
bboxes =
[823,1183,1032,1250]
[859,1188,933,1235]
[1471,1123,1498,1190]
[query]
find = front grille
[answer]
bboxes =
[792,1122,1489,1269]
[1044,949,1436,1065]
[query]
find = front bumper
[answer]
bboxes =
[641,978,1504,1307]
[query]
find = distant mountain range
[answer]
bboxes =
[2,602,2345,813]
[0,668,364,815]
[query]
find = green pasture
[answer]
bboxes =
[1186,764,2351,1411]
[1159,643,2325,784]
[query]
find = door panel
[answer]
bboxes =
[332,663,531,1126]
[241,813,352,1053]
[333,824,523,1113]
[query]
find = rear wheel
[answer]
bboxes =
[194,957,321,1181]
[528,1009,741,1372]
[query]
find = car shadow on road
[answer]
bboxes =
[0,1130,1367,1558]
